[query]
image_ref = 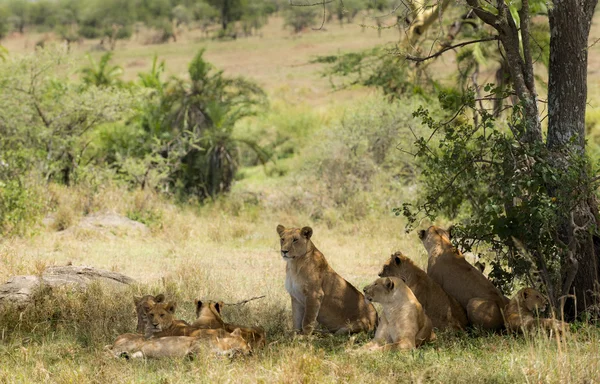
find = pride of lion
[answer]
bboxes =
[108,224,568,359]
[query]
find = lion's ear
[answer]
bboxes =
[394,256,402,266]
[166,302,177,314]
[195,299,203,313]
[215,301,224,313]
[384,277,395,291]
[276,225,285,236]
[231,328,242,337]
[154,294,165,303]
[301,226,313,239]
[523,290,529,299]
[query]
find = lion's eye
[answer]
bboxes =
[160,314,164,318]
[293,239,297,243]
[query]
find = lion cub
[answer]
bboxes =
[504,288,568,334]
[133,293,165,334]
[191,299,267,349]
[379,252,468,331]
[109,329,251,359]
[276,225,377,335]
[362,277,435,350]
[419,226,509,330]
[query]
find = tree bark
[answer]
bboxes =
[547,0,599,317]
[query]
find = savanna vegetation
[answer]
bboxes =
[1,0,600,382]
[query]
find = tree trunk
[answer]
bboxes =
[547,0,599,317]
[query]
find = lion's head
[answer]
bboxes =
[276,225,313,260]
[144,300,177,337]
[418,226,454,255]
[193,299,225,328]
[518,288,548,313]
[216,328,253,356]
[378,252,416,281]
[134,294,165,334]
[363,277,400,304]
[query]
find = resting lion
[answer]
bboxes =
[419,226,509,330]
[109,328,251,359]
[191,299,267,349]
[362,277,435,350]
[276,225,377,335]
[379,252,468,330]
[142,300,192,338]
[504,288,568,334]
[134,293,165,333]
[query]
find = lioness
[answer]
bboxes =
[191,299,267,349]
[362,277,435,350]
[419,226,509,330]
[276,225,378,335]
[379,252,468,330]
[134,293,165,333]
[109,328,251,359]
[504,287,568,334]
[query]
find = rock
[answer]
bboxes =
[0,265,135,308]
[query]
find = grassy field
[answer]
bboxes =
[1,12,600,384]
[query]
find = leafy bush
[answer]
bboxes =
[284,6,318,33]
[403,89,594,295]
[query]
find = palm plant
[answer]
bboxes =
[80,52,123,87]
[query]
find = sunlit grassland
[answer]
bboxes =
[2,11,600,384]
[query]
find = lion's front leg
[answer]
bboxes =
[302,289,324,335]
[291,296,304,333]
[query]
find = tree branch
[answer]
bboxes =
[405,36,499,63]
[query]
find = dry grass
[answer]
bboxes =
[1,191,600,383]
[2,12,600,383]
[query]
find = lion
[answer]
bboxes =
[362,277,435,350]
[109,328,251,359]
[276,225,378,335]
[191,299,267,349]
[134,293,165,334]
[504,287,568,334]
[419,226,509,330]
[142,300,192,338]
[379,252,468,330]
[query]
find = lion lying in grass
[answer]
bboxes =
[419,226,509,330]
[504,287,568,334]
[276,225,377,335]
[362,277,435,350]
[191,299,266,349]
[109,329,251,359]
[378,252,468,331]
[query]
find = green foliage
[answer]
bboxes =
[0,46,137,233]
[295,96,422,222]
[80,52,123,87]
[401,88,593,293]
[315,47,435,100]
[284,5,318,33]
[98,51,268,200]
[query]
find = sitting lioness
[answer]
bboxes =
[134,293,165,333]
[362,277,435,350]
[109,329,251,359]
[191,299,267,349]
[504,288,568,334]
[379,252,468,331]
[419,226,509,330]
[276,225,377,335]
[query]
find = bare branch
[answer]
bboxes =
[223,295,266,306]
[405,36,499,63]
